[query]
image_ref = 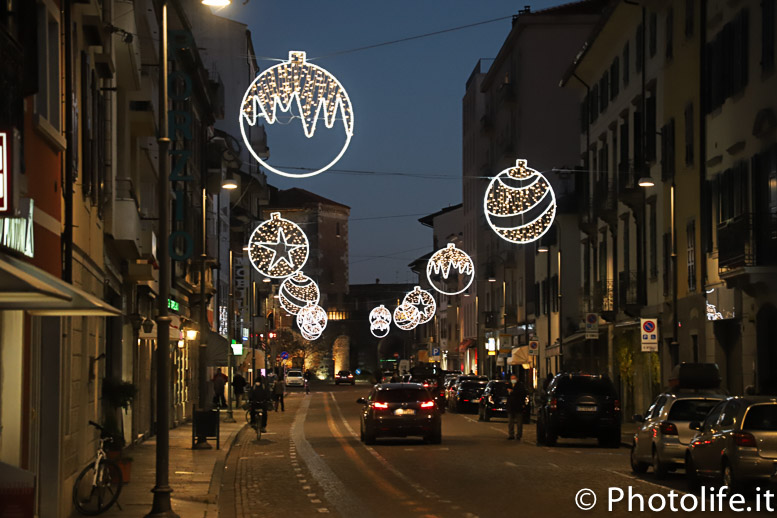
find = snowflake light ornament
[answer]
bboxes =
[484,159,556,244]
[297,302,327,341]
[426,243,475,296]
[369,305,392,338]
[402,286,436,326]
[240,51,354,178]
[279,272,320,315]
[247,212,309,278]
[393,303,420,331]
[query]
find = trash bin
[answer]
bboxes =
[192,404,220,449]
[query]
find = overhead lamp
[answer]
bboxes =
[185,328,198,340]
[487,274,497,283]
[141,318,154,334]
[638,177,655,187]
[222,171,238,190]
[201,0,231,6]
[262,277,271,283]
[177,339,185,349]
[537,244,549,253]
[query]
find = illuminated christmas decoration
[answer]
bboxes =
[484,159,556,244]
[239,50,355,178]
[369,304,392,338]
[279,272,320,315]
[426,243,475,296]
[402,286,436,325]
[297,302,327,340]
[393,303,420,331]
[706,302,723,321]
[247,212,309,278]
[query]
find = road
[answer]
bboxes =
[219,382,774,518]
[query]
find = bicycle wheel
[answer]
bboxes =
[255,411,263,441]
[245,409,252,424]
[72,459,123,515]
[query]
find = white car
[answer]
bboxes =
[285,370,304,387]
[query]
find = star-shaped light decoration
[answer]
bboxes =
[247,212,309,278]
[402,286,436,325]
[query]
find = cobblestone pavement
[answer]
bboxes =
[220,392,340,518]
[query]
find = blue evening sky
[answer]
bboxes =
[212,0,567,284]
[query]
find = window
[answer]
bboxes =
[599,73,609,112]
[636,24,644,71]
[623,43,630,86]
[666,8,674,60]
[623,215,630,272]
[633,110,643,171]
[580,95,589,132]
[663,232,671,296]
[706,9,750,113]
[718,400,739,428]
[668,399,720,422]
[718,162,749,222]
[551,274,559,312]
[583,241,591,295]
[619,119,629,176]
[649,201,658,278]
[702,402,726,431]
[763,0,775,72]
[589,84,599,123]
[687,219,696,292]
[609,58,619,100]
[684,103,694,165]
[649,12,658,58]
[661,118,676,181]
[35,1,61,132]
[685,0,694,37]
[646,92,657,162]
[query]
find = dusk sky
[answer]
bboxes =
[214,0,567,284]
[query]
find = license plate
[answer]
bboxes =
[394,409,415,416]
[500,398,508,403]
[577,406,597,412]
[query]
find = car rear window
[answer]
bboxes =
[667,399,721,421]
[288,371,301,376]
[460,382,486,390]
[490,383,509,396]
[556,377,616,396]
[375,389,430,403]
[743,404,777,431]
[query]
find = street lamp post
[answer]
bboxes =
[225,249,236,422]
[146,1,178,516]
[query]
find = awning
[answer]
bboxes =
[458,338,476,353]
[206,330,230,367]
[0,253,121,316]
[509,346,530,366]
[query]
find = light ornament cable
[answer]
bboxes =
[393,303,420,331]
[368,304,392,338]
[297,302,328,341]
[239,51,354,178]
[426,243,475,296]
[402,286,436,326]
[279,272,320,315]
[247,212,309,278]
[484,159,556,244]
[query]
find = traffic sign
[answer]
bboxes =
[640,318,658,352]
[528,339,539,356]
[431,346,440,358]
[280,351,289,360]
[585,313,599,339]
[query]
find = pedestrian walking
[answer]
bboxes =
[506,374,528,441]
[232,370,247,409]
[272,376,285,411]
[303,369,312,394]
[212,368,228,408]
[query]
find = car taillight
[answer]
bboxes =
[373,402,389,409]
[733,431,757,447]
[550,398,557,410]
[659,421,678,435]
[348,374,353,378]
[420,401,435,408]
[614,399,620,412]
[423,383,430,387]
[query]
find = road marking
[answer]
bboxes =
[604,469,687,495]
[291,395,363,517]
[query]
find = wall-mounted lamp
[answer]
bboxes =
[141,318,155,334]
[186,328,198,340]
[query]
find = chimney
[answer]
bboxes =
[375,278,380,284]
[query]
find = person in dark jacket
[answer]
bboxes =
[506,374,528,440]
[232,371,247,409]
[249,378,270,432]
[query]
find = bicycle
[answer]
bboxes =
[72,421,123,515]
[249,404,265,441]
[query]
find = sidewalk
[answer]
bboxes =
[102,413,244,518]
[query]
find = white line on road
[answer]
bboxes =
[604,469,688,495]
[291,394,365,517]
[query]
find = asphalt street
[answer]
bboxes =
[219,382,775,518]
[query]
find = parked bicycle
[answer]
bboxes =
[72,421,123,515]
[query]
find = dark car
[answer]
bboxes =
[445,375,488,407]
[357,383,442,444]
[408,375,446,412]
[536,373,621,447]
[449,380,488,413]
[478,381,510,421]
[335,370,355,385]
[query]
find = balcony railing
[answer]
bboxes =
[498,82,516,104]
[718,212,777,271]
[618,270,640,306]
[581,279,615,314]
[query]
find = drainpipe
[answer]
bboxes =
[63,0,73,283]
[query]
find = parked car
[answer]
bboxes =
[449,380,487,413]
[478,381,510,421]
[356,383,442,444]
[335,370,355,385]
[686,396,777,490]
[536,373,621,447]
[631,392,725,477]
[445,375,488,407]
[409,376,446,411]
[285,370,304,387]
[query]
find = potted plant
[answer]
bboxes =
[102,377,137,482]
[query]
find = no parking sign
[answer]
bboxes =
[640,318,658,352]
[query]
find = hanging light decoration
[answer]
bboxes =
[484,159,556,244]
[297,302,327,340]
[247,212,309,278]
[402,286,436,325]
[279,272,320,315]
[368,304,392,338]
[393,303,420,331]
[426,243,475,296]
[239,50,355,178]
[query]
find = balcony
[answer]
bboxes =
[593,178,617,225]
[582,280,615,320]
[718,213,777,277]
[106,189,142,259]
[618,270,644,316]
[504,306,518,327]
[617,163,646,208]
[498,82,516,105]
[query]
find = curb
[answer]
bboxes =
[207,422,244,506]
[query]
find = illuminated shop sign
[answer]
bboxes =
[0,198,33,258]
